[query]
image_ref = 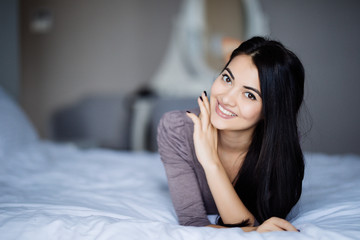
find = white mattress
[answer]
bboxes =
[0,141,359,240]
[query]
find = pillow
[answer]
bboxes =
[0,86,38,157]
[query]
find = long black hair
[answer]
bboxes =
[217,36,305,227]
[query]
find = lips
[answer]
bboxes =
[215,101,237,119]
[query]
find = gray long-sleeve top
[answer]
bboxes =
[157,109,218,226]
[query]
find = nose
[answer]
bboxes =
[221,87,238,107]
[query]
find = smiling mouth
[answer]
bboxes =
[216,101,237,118]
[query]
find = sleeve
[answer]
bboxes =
[157,111,211,226]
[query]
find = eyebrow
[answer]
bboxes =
[225,67,235,80]
[225,67,262,98]
[244,86,262,98]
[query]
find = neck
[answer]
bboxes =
[218,129,253,155]
[217,129,254,183]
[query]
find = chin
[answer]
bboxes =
[210,116,231,130]
[211,115,257,132]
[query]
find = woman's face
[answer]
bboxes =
[210,54,263,132]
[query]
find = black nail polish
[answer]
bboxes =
[297,229,300,232]
[186,111,190,113]
[199,96,203,101]
[204,91,207,97]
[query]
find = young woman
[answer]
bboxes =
[157,37,305,232]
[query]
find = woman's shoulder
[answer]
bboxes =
[157,109,198,163]
[158,108,199,133]
[157,108,199,152]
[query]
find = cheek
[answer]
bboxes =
[210,79,221,94]
[210,80,221,104]
[240,104,262,120]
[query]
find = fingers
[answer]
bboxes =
[271,217,298,232]
[198,95,209,129]
[202,91,210,114]
[199,91,211,128]
[257,217,298,233]
[187,91,211,131]
[186,111,201,132]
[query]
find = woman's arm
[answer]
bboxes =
[208,217,298,232]
[203,159,255,225]
[207,224,257,231]
[157,111,212,226]
[186,92,255,226]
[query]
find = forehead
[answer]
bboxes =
[227,55,260,88]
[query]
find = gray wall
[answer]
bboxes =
[20,0,181,137]
[19,0,360,154]
[0,0,19,99]
[261,0,360,154]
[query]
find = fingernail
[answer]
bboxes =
[203,91,207,97]
[186,111,191,113]
[297,229,300,232]
[199,96,203,101]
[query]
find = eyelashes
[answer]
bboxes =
[222,74,232,84]
[220,73,258,101]
[245,92,257,100]
[221,74,257,101]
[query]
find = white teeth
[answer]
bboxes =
[218,104,236,117]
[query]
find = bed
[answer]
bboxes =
[1,87,360,240]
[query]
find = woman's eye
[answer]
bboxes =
[245,92,256,100]
[222,74,232,84]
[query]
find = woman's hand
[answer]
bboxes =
[186,91,219,167]
[187,92,255,225]
[207,217,299,233]
[256,217,298,233]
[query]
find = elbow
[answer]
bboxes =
[179,217,211,227]
[248,216,256,227]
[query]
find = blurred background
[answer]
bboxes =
[1,0,359,154]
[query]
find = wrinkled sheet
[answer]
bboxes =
[0,142,359,240]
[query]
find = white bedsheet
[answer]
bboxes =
[0,142,359,240]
